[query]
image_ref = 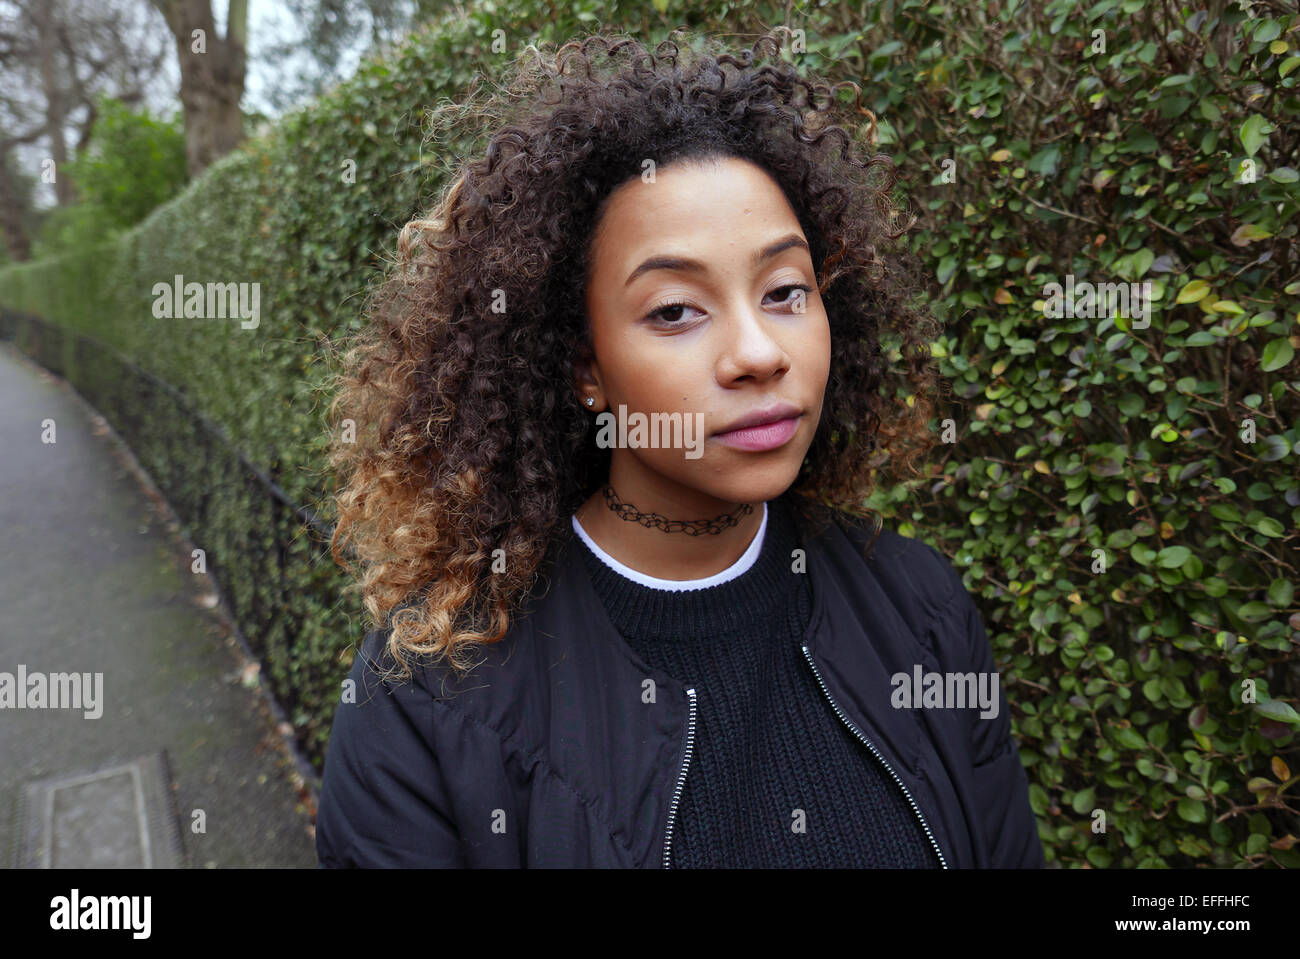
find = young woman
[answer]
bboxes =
[316,29,1043,869]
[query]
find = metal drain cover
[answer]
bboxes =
[14,751,185,868]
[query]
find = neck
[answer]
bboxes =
[573,486,765,581]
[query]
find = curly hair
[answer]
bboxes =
[326,26,942,685]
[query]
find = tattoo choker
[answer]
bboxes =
[601,483,753,535]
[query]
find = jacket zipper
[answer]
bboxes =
[800,644,949,869]
[662,686,697,869]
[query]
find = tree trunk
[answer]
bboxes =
[32,0,74,206]
[152,0,248,177]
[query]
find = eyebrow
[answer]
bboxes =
[624,233,810,287]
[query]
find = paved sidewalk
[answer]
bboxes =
[0,341,318,868]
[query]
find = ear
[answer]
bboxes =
[572,339,601,400]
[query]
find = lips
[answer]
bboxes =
[713,401,803,436]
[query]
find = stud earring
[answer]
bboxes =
[586,397,595,407]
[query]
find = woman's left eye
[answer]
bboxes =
[768,284,813,308]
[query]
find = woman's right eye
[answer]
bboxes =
[646,300,701,325]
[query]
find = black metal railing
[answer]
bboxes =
[0,305,342,782]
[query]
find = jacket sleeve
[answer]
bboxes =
[935,558,1046,869]
[315,630,468,868]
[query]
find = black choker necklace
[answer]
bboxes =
[601,484,753,535]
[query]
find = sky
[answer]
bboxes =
[241,0,372,119]
[21,0,375,211]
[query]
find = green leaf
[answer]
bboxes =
[1117,393,1144,416]
[1086,846,1113,868]
[1251,516,1285,537]
[1143,678,1163,703]
[1237,601,1273,622]
[1254,20,1282,43]
[1239,114,1273,157]
[1177,798,1206,823]
[1231,223,1272,244]
[1027,144,1061,176]
[1259,435,1290,462]
[1247,482,1273,501]
[1156,546,1192,568]
[1255,700,1300,726]
[1113,726,1145,749]
[1131,543,1156,566]
[1267,579,1294,607]
[1028,783,1050,815]
[1260,339,1294,372]
[1107,529,1137,548]
[1071,786,1096,814]
[1210,503,1242,523]
[1176,279,1210,304]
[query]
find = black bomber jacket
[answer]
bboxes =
[315,499,1046,868]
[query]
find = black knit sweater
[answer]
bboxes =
[572,494,942,869]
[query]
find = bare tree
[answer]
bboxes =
[0,0,168,261]
[256,0,453,114]
[150,0,247,177]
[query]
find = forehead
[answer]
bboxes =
[590,157,802,270]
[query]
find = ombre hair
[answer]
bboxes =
[326,27,941,683]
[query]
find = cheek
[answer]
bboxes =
[596,336,642,398]
[617,343,703,409]
[801,314,833,380]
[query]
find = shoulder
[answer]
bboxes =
[351,594,542,706]
[865,524,965,610]
[338,549,576,743]
[823,512,994,681]
[795,499,970,637]
[330,616,530,784]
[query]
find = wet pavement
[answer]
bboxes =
[0,340,318,868]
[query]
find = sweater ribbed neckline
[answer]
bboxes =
[572,502,769,590]
[572,495,805,643]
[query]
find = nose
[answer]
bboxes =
[714,300,791,384]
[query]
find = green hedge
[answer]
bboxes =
[854,0,1300,868]
[0,0,1296,866]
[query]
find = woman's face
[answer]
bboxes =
[577,155,832,513]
